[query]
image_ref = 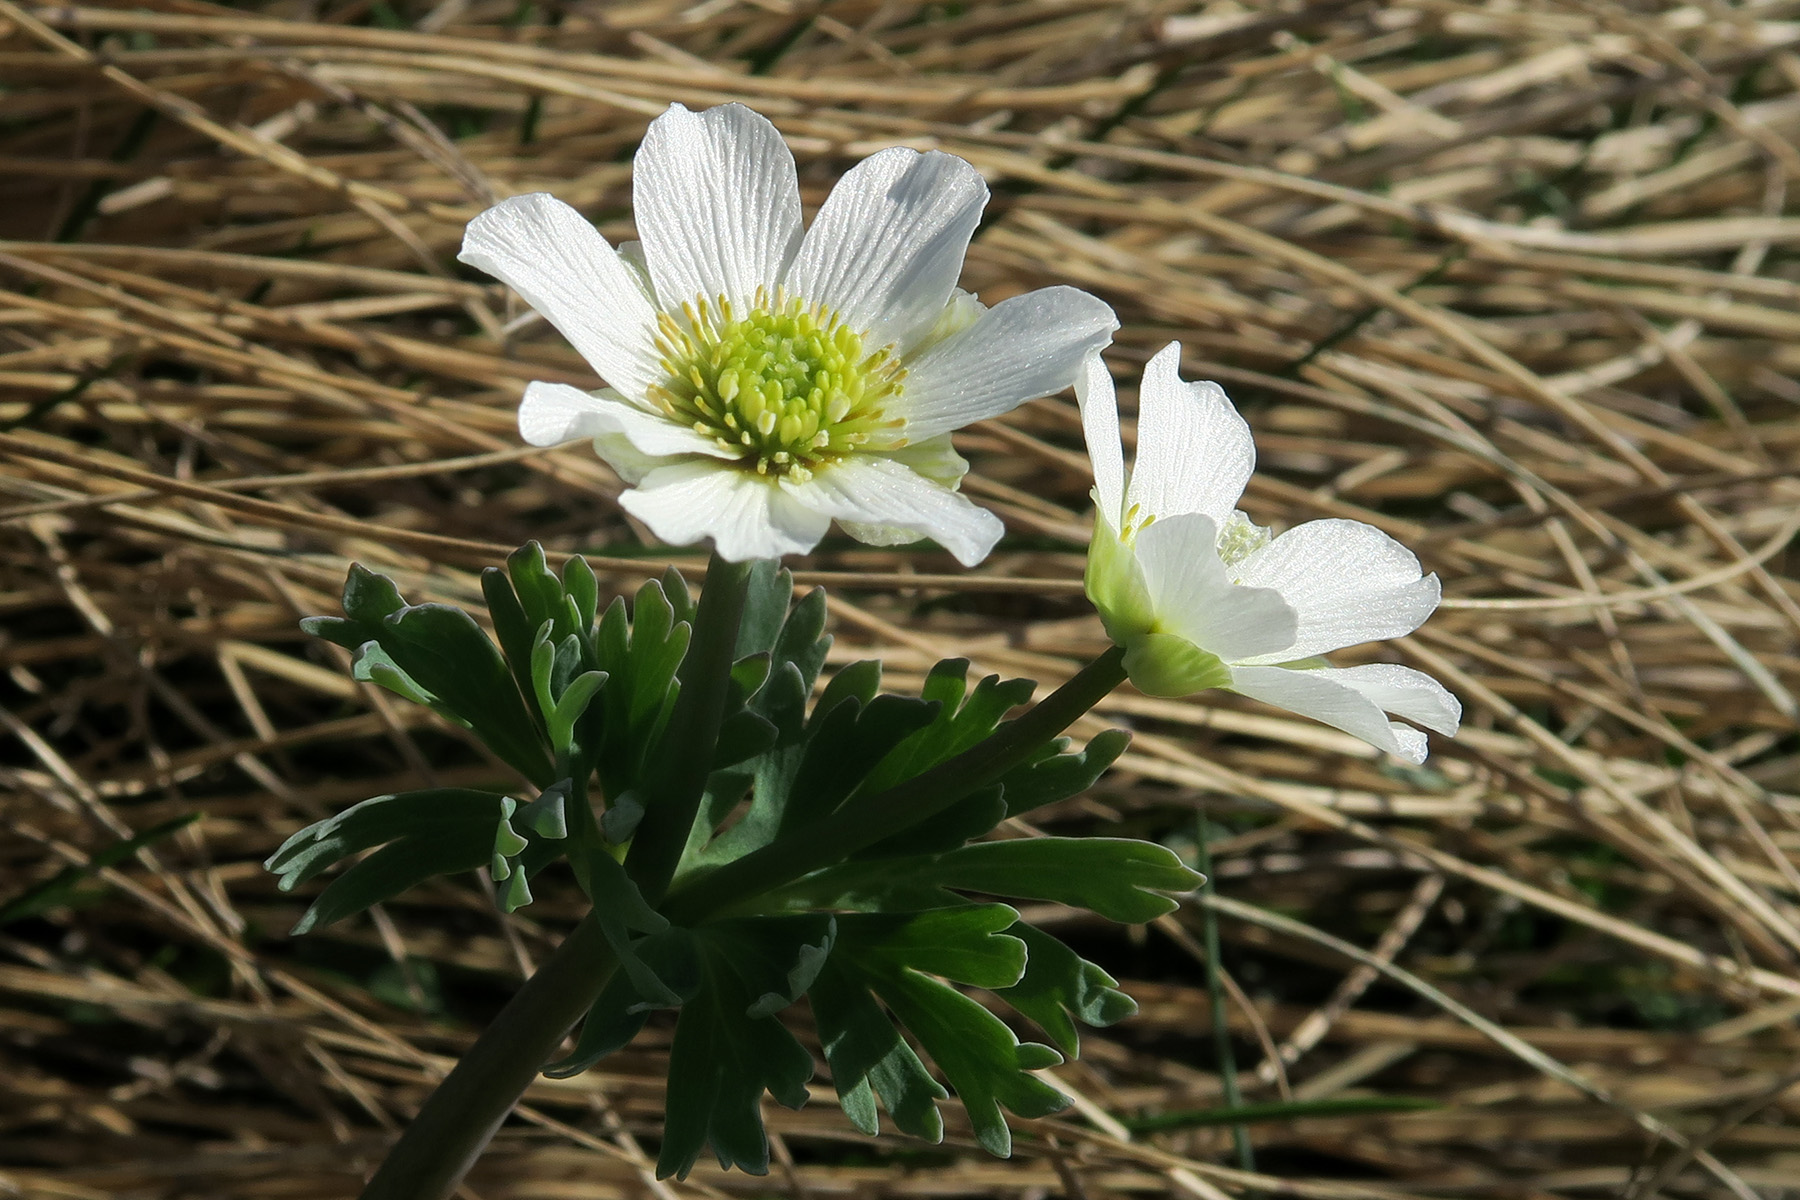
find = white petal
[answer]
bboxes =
[786,455,1003,567]
[1323,662,1461,736]
[1125,342,1253,526]
[459,193,662,398]
[881,433,969,489]
[784,148,987,353]
[1232,519,1442,661]
[633,103,802,313]
[518,382,731,462]
[1132,514,1296,662]
[620,462,829,560]
[1075,351,1125,525]
[1226,665,1430,763]
[899,286,1119,442]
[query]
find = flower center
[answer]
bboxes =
[649,289,905,482]
[1216,510,1270,571]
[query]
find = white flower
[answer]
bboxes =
[460,102,1118,566]
[1077,343,1460,764]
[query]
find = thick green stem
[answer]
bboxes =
[358,914,618,1200]
[624,553,754,904]
[664,645,1128,924]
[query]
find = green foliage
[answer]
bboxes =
[306,565,552,786]
[997,923,1136,1055]
[830,906,1067,1157]
[282,550,1176,1177]
[930,838,1202,924]
[264,789,530,933]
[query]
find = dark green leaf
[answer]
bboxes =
[342,562,406,625]
[931,838,1203,923]
[594,575,692,796]
[547,927,700,1079]
[266,789,514,886]
[265,789,521,933]
[656,916,833,1178]
[1000,728,1130,817]
[298,614,365,650]
[836,905,1025,989]
[481,566,544,730]
[350,641,439,711]
[506,541,572,645]
[585,853,677,1005]
[295,828,493,934]
[377,603,552,786]
[732,559,793,660]
[995,924,1136,1055]
[810,959,945,1140]
[864,663,1036,795]
[777,690,936,835]
[564,554,599,636]
[871,967,1067,1157]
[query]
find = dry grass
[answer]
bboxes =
[3,1,1800,1197]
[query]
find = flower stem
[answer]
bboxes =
[663,645,1128,924]
[358,914,617,1200]
[624,552,755,905]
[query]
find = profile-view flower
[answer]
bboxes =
[1077,344,1460,763]
[461,102,1118,566]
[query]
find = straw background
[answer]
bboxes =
[3,1,1799,1197]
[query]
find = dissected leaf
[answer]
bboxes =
[864,661,1036,795]
[265,789,523,933]
[867,966,1067,1157]
[585,853,678,1005]
[777,688,937,835]
[995,923,1136,1055]
[547,926,700,1079]
[931,837,1203,923]
[823,904,1054,1153]
[810,958,946,1140]
[999,728,1131,817]
[656,915,835,1178]
[835,904,1026,989]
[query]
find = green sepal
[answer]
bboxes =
[1085,515,1155,643]
[1121,632,1232,698]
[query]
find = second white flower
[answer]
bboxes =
[1078,344,1461,763]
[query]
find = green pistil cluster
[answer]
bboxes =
[1216,510,1271,571]
[650,289,905,482]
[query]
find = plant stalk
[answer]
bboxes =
[623,552,755,905]
[663,645,1128,924]
[358,913,618,1200]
